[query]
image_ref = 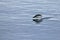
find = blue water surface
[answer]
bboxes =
[0,0,60,40]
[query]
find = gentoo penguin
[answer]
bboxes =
[33,14,53,23]
[33,14,42,23]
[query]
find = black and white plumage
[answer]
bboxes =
[33,14,42,23]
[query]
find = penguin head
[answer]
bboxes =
[33,14,42,18]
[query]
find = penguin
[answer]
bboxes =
[33,14,42,23]
[33,14,53,23]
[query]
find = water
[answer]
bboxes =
[0,0,60,40]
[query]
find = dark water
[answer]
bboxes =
[0,0,60,40]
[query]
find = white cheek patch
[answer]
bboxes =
[37,16,42,18]
[33,16,42,20]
